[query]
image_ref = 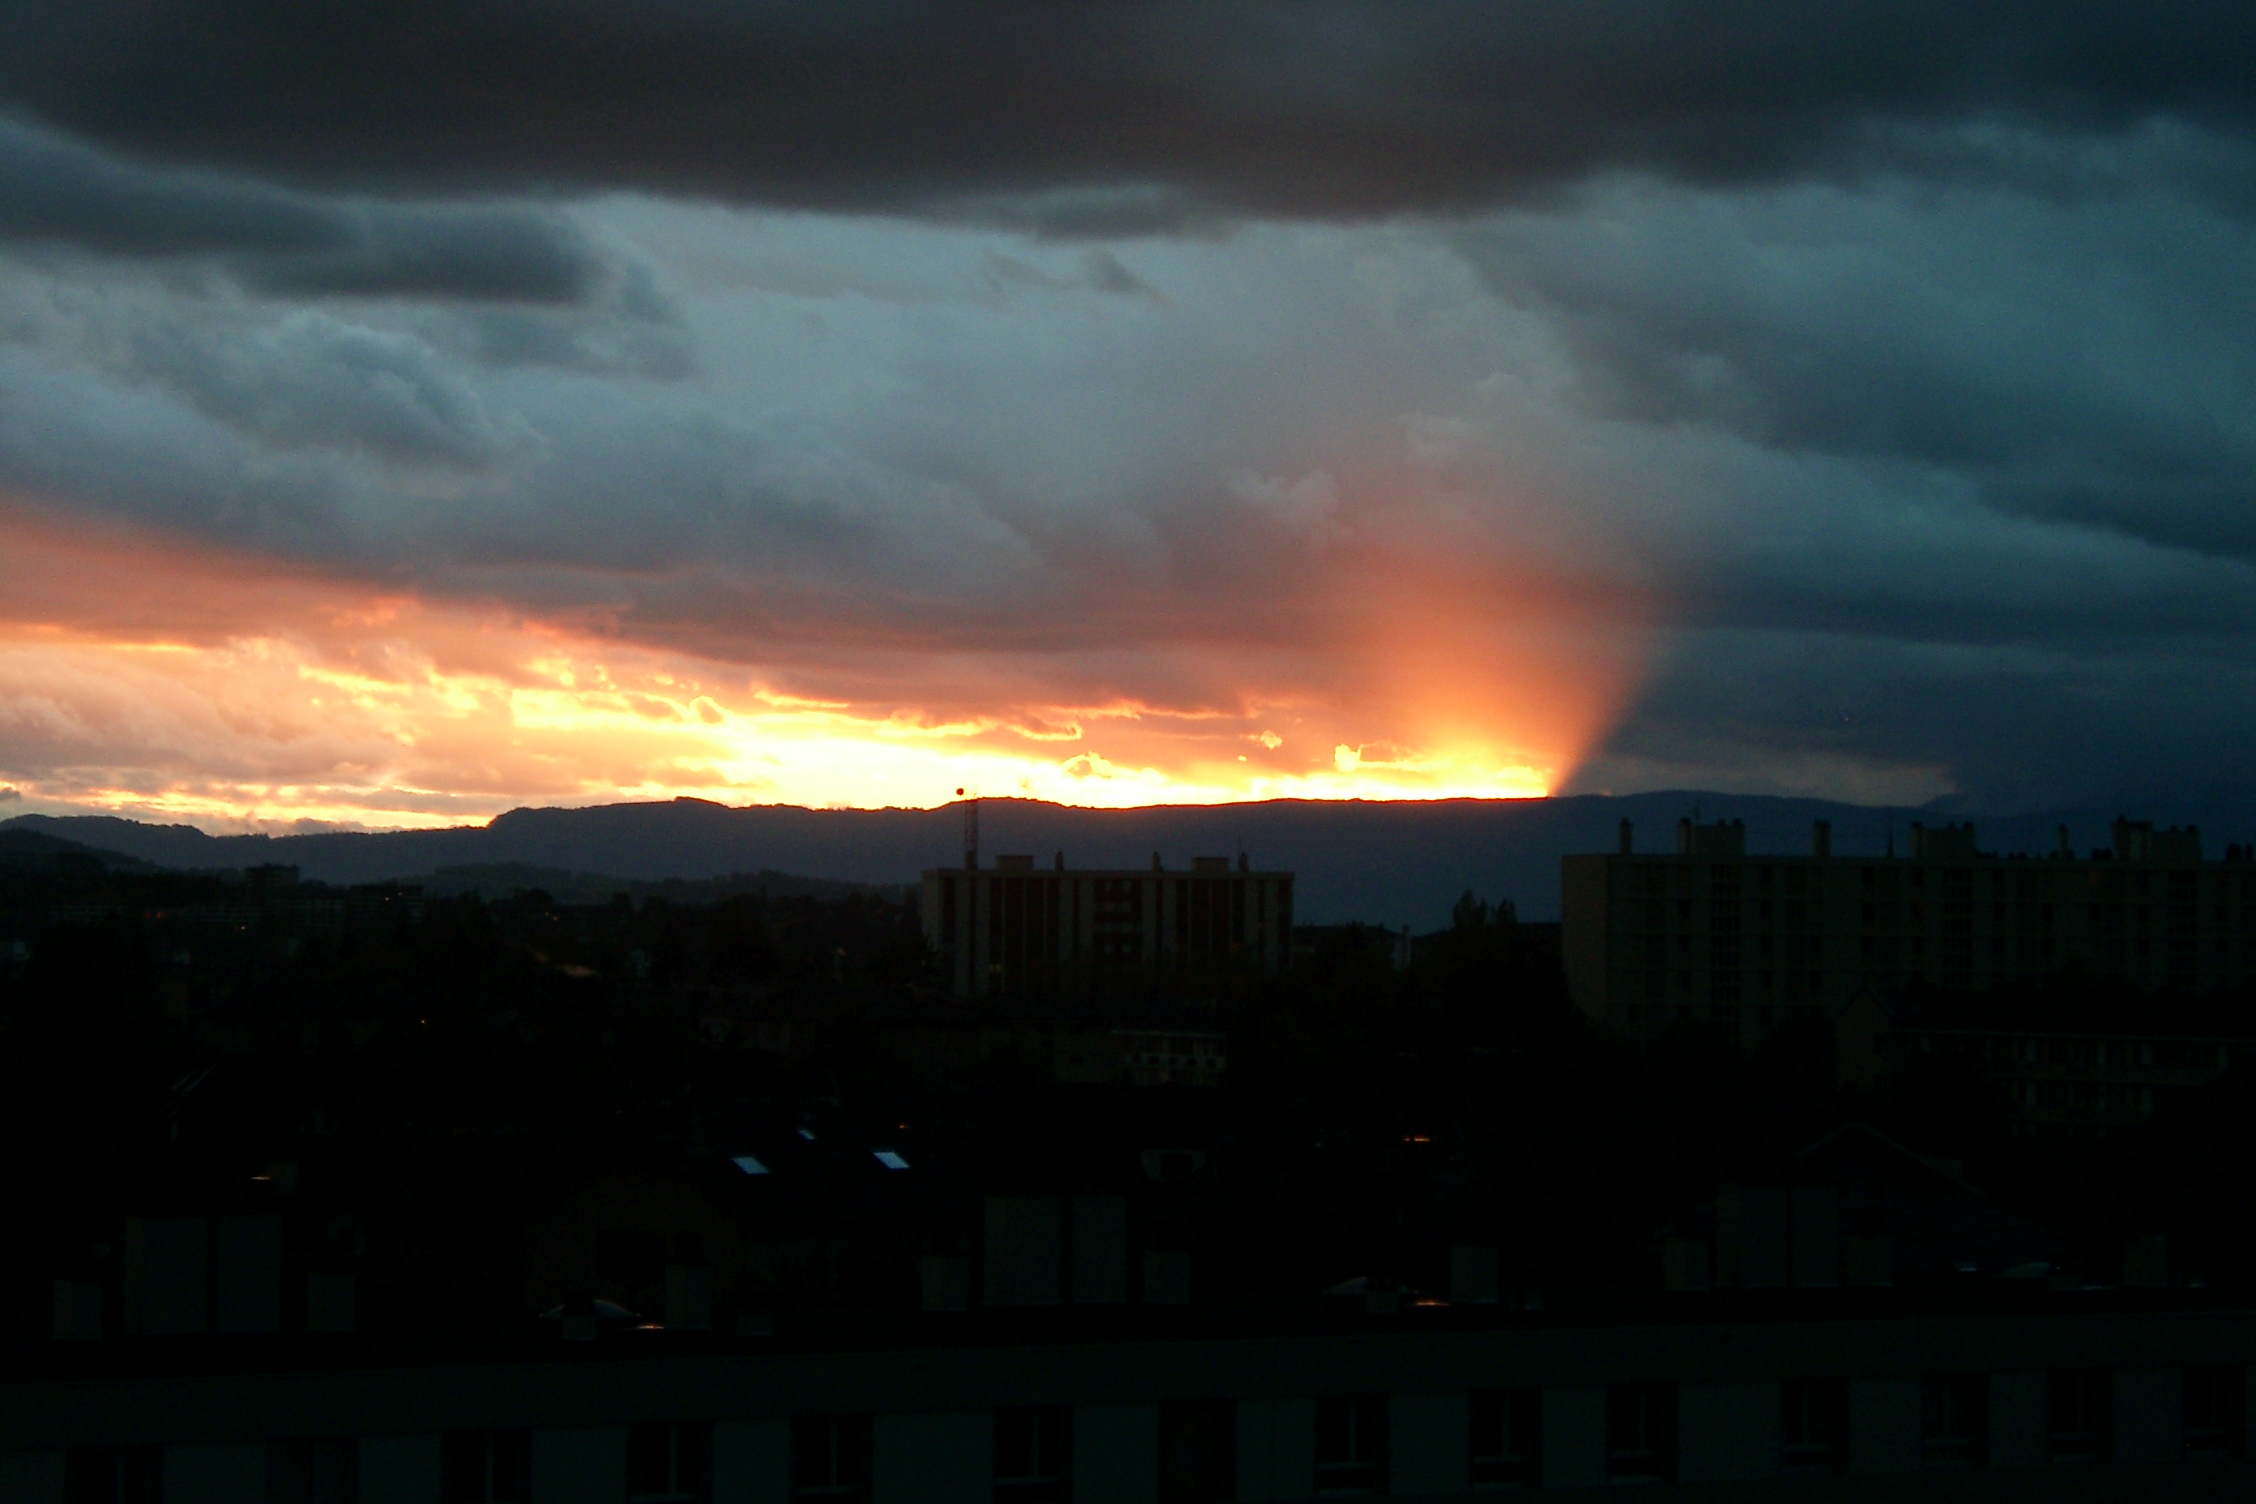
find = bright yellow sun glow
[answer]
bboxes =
[0,507,1641,831]
[2,627,1559,830]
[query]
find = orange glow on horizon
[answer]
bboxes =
[0,502,1654,832]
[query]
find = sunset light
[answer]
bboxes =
[0,558,1584,828]
[0,442,1643,828]
[4,3,2252,1476]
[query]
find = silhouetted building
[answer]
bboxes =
[8,1300,2251,1499]
[920,854,1292,1001]
[1881,1024,2250,1139]
[525,1139,953,1333]
[1663,1125,2070,1293]
[1565,817,2256,1040]
[1111,1028,1227,1087]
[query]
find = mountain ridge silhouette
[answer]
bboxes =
[11,793,2256,926]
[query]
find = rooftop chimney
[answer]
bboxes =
[1812,820,1831,859]
[1618,818,1633,856]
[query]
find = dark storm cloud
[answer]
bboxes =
[235,204,600,303]
[0,115,601,300]
[0,0,2250,823]
[2,2,2253,222]
[1573,625,2256,811]
[1451,177,2256,576]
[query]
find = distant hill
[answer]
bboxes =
[15,792,2256,927]
[0,827,154,873]
[416,863,910,906]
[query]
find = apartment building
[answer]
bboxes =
[1883,1027,2248,1138]
[920,856,1293,1002]
[1563,817,2256,1041]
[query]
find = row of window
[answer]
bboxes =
[1626,892,2256,934]
[1605,1368,2244,1483]
[2006,1079,2158,1113]
[1626,863,2248,901]
[59,1367,2248,1503]
[1631,924,2246,977]
[1917,1035,2233,1072]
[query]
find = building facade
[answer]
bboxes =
[5,1306,2253,1501]
[1563,818,2256,1041]
[1883,1027,2249,1138]
[920,856,1292,1002]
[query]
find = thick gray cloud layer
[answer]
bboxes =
[2,2,2254,225]
[1456,174,2256,585]
[0,116,601,300]
[3,177,2251,811]
[0,6,2253,817]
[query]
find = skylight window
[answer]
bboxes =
[872,1150,910,1170]
[731,1155,769,1176]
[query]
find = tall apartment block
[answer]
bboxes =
[920,854,1293,1002]
[1564,816,2256,1039]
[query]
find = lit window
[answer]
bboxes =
[731,1155,768,1176]
[873,1150,910,1170]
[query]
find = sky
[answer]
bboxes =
[0,2,2253,830]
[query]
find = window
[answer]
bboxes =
[266,1438,358,1504]
[994,1407,1071,1502]
[1312,1396,1386,1495]
[792,1416,871,1503]
[2185,1366,2246,1457]
[1921,1375,1986,1467]
[1780,1379,1846,1473]
[442,1431,530,1503]
[1606,1385,1674,1482]
[1157,1401,1234,1504]
[626,1423,710,1504]
[66,1447,162,1504]
[2047,1370,2110,1463]
[1468,1388,1539,1487]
